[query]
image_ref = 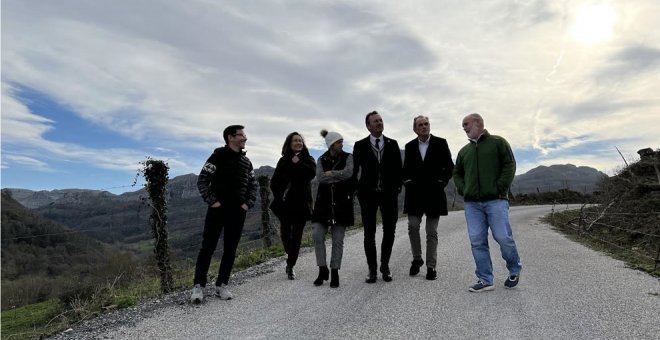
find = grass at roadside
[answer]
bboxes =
[1,300,64,340]
[542,209,660,278]
[0,273,175,340]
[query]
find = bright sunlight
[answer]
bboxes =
[571,3,617,43]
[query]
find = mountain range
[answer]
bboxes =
[2,164,606,259]
[511,164,607,194]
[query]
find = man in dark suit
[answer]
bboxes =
[353,111,403,283]
[403,115,454,280]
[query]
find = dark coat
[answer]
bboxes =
[311,151,355,226]
[403,135,454,217]
[197,146,257,208]
[269,152,316,222]
[352,136,403,195]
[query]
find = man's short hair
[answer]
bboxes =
[467,113,484,127]
[365,111,379,126]
[223,125,245,144]
[413,115,429,130]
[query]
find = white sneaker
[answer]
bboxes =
[190,284,204,303]
[215,284,233,300]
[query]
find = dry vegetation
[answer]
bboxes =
[544,148,660,276]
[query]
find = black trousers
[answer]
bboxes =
[279,218,306,267]
[358,190,399,271]
[193,205,246,286]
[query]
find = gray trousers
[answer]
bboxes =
[312,222,346,270]
[408,215,439,268]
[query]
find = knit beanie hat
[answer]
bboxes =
[320,129,343,148]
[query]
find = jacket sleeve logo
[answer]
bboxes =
[202,162,216,173]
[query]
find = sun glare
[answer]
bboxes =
[571,3,616,44]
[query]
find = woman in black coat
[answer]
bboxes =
[310,129,355,288]
[270,132,316,280]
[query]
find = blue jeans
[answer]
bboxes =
[464,199,521,285]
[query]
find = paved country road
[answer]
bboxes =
[64,205,659,339]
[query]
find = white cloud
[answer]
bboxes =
[1,84,55,144]
[1,82,197,175]
[1,154,52,172]
[2,0,660,185]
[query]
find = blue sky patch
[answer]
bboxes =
[11,84,137,149]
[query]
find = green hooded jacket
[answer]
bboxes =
[453,130,516,201]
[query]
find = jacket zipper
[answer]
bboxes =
[475,140,481,200]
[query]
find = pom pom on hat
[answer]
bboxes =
[320,129,343,148]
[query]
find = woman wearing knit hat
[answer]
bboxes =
[270,132,316,280]
[311,129,355,288]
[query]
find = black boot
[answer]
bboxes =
[365,268,377,284]
[313,266,329,286]
[330,269,339,288]
[381,265,393,282]
[286,265,296,280]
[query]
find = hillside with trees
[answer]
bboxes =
[1,190,139,309]
[5,168,277,259]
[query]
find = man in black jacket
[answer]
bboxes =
[403,116,454,280]
[353,111,403,283]
[190,125,257,303]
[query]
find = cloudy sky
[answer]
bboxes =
[2,0,659,194]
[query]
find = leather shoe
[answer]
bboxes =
[426,267,437,280]
[381,266,393,282]
[365,270,377,284]
[409,259,424,276]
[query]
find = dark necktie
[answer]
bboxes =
[375,138,381,150]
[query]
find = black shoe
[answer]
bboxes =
[313,266,329,286]
[426,267,437,280]
[330,269,339,288]
[286,265,296,280]
[381,266,393,282]
[409,259,424,276]
[365,270,377,284]
[504,275,519,289]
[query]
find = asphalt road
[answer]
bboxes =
[105,205,660,339]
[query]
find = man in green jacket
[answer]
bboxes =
[453,113,522,292]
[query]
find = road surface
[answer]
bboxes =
[102,205,660,339]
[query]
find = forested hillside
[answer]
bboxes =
[7,172,269,259]
[1,190,139,309]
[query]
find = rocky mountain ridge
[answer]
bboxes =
[5,166,277,209]
[511,164,607,194]
[5,164,604,209]
[1,163,604,258]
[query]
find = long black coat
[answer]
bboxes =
[270,153,316,222]
[352,135,403,195]
[403,135,454,217]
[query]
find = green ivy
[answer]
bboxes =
[140,158,174,293]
